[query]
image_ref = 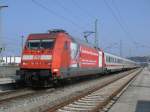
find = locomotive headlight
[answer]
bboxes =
[22,62,27,65]
[53,69,59,72]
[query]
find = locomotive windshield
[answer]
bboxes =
[27,39,55,49]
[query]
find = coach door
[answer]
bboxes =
[98,51,102,67]
[70,42,79,68]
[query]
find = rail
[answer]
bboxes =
[45,68,142,112]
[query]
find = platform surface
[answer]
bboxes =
[109,67,150,112]
[0,77,16,84]
[0,65,19,78]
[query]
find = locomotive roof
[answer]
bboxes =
[27,31,102,51]
[28,33,53,40]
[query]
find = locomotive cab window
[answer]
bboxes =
[41,39,55,49]
[27,39,55,49]
[27,40,40,49]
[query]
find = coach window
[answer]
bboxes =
[120,59,123,63]
[109,57,110,62]
[110,57,111,62]
[117,59,119,63]
[115,58,116,63]
[112,58,114,63]
[111,57,113,62]
[106,56,108,62]
[106,56,109,62]
[107,56,109,62]
[108,57,109,62]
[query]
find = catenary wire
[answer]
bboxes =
[31,0,84,33]
[54,0,88,30]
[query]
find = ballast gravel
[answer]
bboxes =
[0,71,134,112]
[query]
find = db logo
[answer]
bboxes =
[33,55,41,60]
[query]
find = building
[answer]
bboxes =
[0,56,21,65]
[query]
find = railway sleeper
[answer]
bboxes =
[73,101,98,106]
[81,97,105,101]
[85,95,105,99]
[78,99,103,103]
[60,106,92,112]
[67,103,96,108]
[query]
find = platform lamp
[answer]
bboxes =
[0,5,8,54]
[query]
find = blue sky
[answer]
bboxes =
[0,0,150,57]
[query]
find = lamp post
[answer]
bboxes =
[21,35,24,51]
[0,5,8,54]
[0,5,8,65]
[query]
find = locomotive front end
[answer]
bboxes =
[17,34,56,87]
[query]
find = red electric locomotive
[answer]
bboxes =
[17,30,105,87]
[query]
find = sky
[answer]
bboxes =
[0,0,150,57]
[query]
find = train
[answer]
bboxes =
[16,30,138,87]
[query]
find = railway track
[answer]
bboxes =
[0,69,141,112]
[0,87,55,104]
[46,68,142,112]
[0,70,133,104]
[0,88,36,103]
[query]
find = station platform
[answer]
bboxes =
[109,67,150,112]
[0,77,18,92]
[0,65,19,76]
[0,77,16,85]
[0,65,19,85]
